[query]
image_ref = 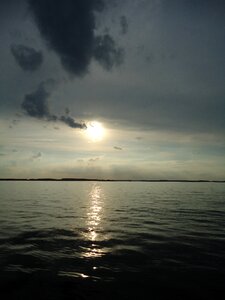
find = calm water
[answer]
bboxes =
[0,181,225,299]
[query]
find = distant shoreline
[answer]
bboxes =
[0,178,224,183]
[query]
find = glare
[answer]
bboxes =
[82,184,105,258]
[86,121,105,142]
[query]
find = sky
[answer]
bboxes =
[0,0,225,180]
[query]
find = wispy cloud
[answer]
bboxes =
[31,152,42,160]
[114,146,123,150]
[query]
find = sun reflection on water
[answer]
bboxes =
[83,184,105,258]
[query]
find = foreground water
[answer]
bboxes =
[0,181,225,299]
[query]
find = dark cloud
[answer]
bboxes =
[114,146,122,150]
[94,34,124,70]
[120,15,128,35]
[22,81,86,129]
[60,115,86,129]
[22,82,50,118]
[11,44,43,72]
[28,0,123,76]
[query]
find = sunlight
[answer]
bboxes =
[86,121,105,142]
[82,184,105,258]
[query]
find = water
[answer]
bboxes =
[0,181,225,299]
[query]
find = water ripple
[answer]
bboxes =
[0,181,225,298]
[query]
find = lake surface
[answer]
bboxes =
[0,181,225,299]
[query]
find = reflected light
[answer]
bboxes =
[83,184,105,258]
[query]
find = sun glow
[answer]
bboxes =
[86,121,105,142]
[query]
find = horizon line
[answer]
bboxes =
[0,178,224,183]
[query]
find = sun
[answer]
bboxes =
[86,121,105,142]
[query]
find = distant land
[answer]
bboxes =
[0,178,224,183]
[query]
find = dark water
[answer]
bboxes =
[0,182,225,299]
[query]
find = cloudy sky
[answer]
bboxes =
[0,0,225,180]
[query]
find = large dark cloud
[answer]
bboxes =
[22,81,86,129]
[11,44,43,72]
[28,0,124,76]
